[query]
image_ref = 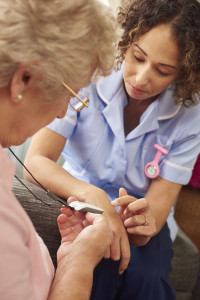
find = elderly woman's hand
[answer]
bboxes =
[68,187,131,275]
[57,205,113,267]
[112,188,156,247]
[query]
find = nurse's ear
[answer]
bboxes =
[9,64,34,104]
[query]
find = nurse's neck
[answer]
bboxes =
[123,93,159,136]
[128,94,158,107]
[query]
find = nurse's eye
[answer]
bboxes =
[134,55,144,62]
[157,69,170,76]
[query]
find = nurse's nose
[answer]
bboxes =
[135,64,150,87]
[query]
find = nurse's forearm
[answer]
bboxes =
[145,177,182,235]
[25,152,92,199]
[24,141,94,202]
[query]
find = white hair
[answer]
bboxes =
[0,0,119,98]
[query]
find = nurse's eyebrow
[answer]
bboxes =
[134,43,177,70]
[134,43,147,56]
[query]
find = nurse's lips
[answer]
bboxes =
[129,83,145,95]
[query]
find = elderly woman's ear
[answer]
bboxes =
[10,64,34,103]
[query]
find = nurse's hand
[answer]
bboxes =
[68,188,130,275]
[112,188,156,246]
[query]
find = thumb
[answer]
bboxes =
[85,212,105,226]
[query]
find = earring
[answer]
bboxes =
[18,94,23,100]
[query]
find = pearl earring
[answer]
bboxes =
[18,94,23,100]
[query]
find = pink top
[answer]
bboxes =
[0,146,54,300]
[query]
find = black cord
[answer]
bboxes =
[14,174,56,207]
[8,147,48,192]
[9,147,70,208]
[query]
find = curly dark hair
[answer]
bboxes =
[117,0,200,106]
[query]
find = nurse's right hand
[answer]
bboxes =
[69,186,131,275]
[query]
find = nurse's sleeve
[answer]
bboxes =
[160,133,200,185]
[47,105,78,139]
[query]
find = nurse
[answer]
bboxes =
[25,0,200,299]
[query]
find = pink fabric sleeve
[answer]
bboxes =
[0,183,54,300]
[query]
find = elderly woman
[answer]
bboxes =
[0,0,119,299]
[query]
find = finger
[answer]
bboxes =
[112,195,138,207]
[118,188,128,214]
[58,209,84,232]
[119,187,128,197]
[85,212,105,225]
[57,214,72,236]
[125,198,149,215]
[60,206,74,217]
[111,187,127,208]
[57,213,76,232]
[118,233,130,274]
[118,205,127,217]
[57,215,75,241]
[110,237,121,261]
[82,219,90,228]
[112,187,128,206]
[61,205,85,220]
[111,188,127,214]
[58,212,84,230]
[124,214,148,228]
[103,246,111,259]
[57,213,68,224]
[127,223,156,236]
[67,196,79,204]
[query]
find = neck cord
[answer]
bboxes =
[8,147,71,208]
[8,147,47,191]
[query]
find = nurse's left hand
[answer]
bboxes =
[111,188,156,246]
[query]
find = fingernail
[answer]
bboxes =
[111,200,117,205]
[119,270,124,275]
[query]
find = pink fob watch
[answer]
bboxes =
[144,144,168,179]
